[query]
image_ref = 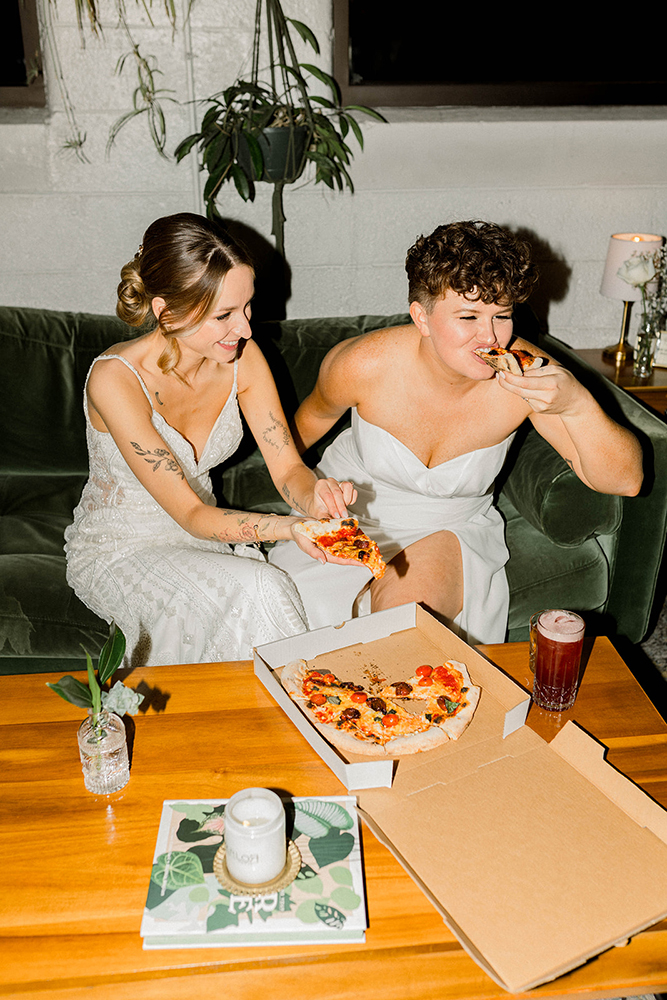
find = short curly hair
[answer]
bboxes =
[406,220,538,310]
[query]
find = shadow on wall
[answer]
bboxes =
[217,217,574,331]
[514,226,573,335]
[218,218,292,323]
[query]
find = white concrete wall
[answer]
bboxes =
[0,0,665,347]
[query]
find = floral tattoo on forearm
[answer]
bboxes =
[210,512,272,544]
[131,442,184,479]
[262,411,290,454]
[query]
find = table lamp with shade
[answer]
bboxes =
[600,232,663,365]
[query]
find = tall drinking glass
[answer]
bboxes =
[531,610,585,712]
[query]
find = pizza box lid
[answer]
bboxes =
[253,602,530,791]
[356,720,667,992]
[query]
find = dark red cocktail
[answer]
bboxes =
[532,610,585,712]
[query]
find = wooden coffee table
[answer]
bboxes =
[1,636,666,999]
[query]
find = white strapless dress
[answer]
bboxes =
[269,409,515,644]
[64,355,308,666]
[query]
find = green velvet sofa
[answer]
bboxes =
[2,303,667,675]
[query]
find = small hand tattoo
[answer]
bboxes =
[131,442,184,479]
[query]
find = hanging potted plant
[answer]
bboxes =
[175,0,385,257]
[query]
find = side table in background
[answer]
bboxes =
[574,348,667,416]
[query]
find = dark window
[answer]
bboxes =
[333,0,667,108]
[1,0,45,108]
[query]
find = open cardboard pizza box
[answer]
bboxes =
[254,603,667,992]
[253,602,530,790]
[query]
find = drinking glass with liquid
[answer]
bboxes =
[530,610,585,712]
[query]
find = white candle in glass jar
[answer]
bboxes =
[224,788,286,884]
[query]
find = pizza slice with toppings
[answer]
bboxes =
[474,346,547,376]
[294,517,386,579]
[379,661,480,740]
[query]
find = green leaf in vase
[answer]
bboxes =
[46,675,93,708]
[97,621,126,683]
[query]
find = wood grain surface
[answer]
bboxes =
[1,636,666,1000]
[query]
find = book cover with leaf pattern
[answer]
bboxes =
[140,796,366,947]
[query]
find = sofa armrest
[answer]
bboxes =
[499,428,622,547]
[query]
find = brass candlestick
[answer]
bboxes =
[602,300,633,366]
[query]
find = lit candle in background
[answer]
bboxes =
[224,788,286,884]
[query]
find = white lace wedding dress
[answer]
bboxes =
[64,355,308,666]
[269,409,515,644]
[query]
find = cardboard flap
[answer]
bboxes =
[550,722,667,843]
[359,732,667,992]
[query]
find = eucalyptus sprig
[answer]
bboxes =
[47,622,143,718]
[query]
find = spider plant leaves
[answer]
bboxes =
[174,131,200,162]
[344,114,364,149]
[231,162,253,201]
[243,131,265,180]
[202,131,232,173]
[300,64,341,104]
[308,95,335,110]
[46,675,94,709]
[344,104,388,123]
[287,18,319,54]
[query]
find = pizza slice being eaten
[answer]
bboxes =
[474,346,548,376]
[294,517,386,579]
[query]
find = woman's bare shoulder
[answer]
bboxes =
[86,349,153,411]
[323,323,417,378]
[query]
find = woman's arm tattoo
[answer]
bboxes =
[281,483,308,514]
[262,411,290,453]
[131,442,185,479]
[209,512,272,543]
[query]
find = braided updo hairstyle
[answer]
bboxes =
[116,213,253,378]
[405,221,538,310]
